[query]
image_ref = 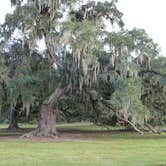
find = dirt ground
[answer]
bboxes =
[0,128,132,142]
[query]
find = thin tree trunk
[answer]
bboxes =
[0,80,9,119]
[8,108,19,130]
[8,95,23,130]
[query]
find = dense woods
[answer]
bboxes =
[0,0,165,137]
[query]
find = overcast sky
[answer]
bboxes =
[0,0,166,55]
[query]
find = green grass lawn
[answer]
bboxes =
[0,123,166,166]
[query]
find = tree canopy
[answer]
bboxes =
[0,0,165,136]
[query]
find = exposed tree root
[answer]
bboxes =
[145,123,161,134]
[21,128,59,139]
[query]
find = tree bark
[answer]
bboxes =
[35,104,57,137]
[22,84,71,138]
[8,95,23,130]
[0,80,9,119]
[8,108,19,130]
[145,123,161,134]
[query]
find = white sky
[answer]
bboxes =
[0,0,166,55]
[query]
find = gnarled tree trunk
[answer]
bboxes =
[36,104,57,137]
[22,84,71,138]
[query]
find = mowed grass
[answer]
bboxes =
[0,123,166,166]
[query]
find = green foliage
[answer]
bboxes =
[8,69,54,102]
[0,0,164,131]
[58,96,87,122]
[111,78,149,126]
[141,73,166,125]
[105,28,159,57]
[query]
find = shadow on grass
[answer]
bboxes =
[0,127,166,141]
[0,128,33,137]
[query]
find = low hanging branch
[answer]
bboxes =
[102,100,163,134]
[115,113,144,135]
[145,123,161,134]
[102,101,144,134]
